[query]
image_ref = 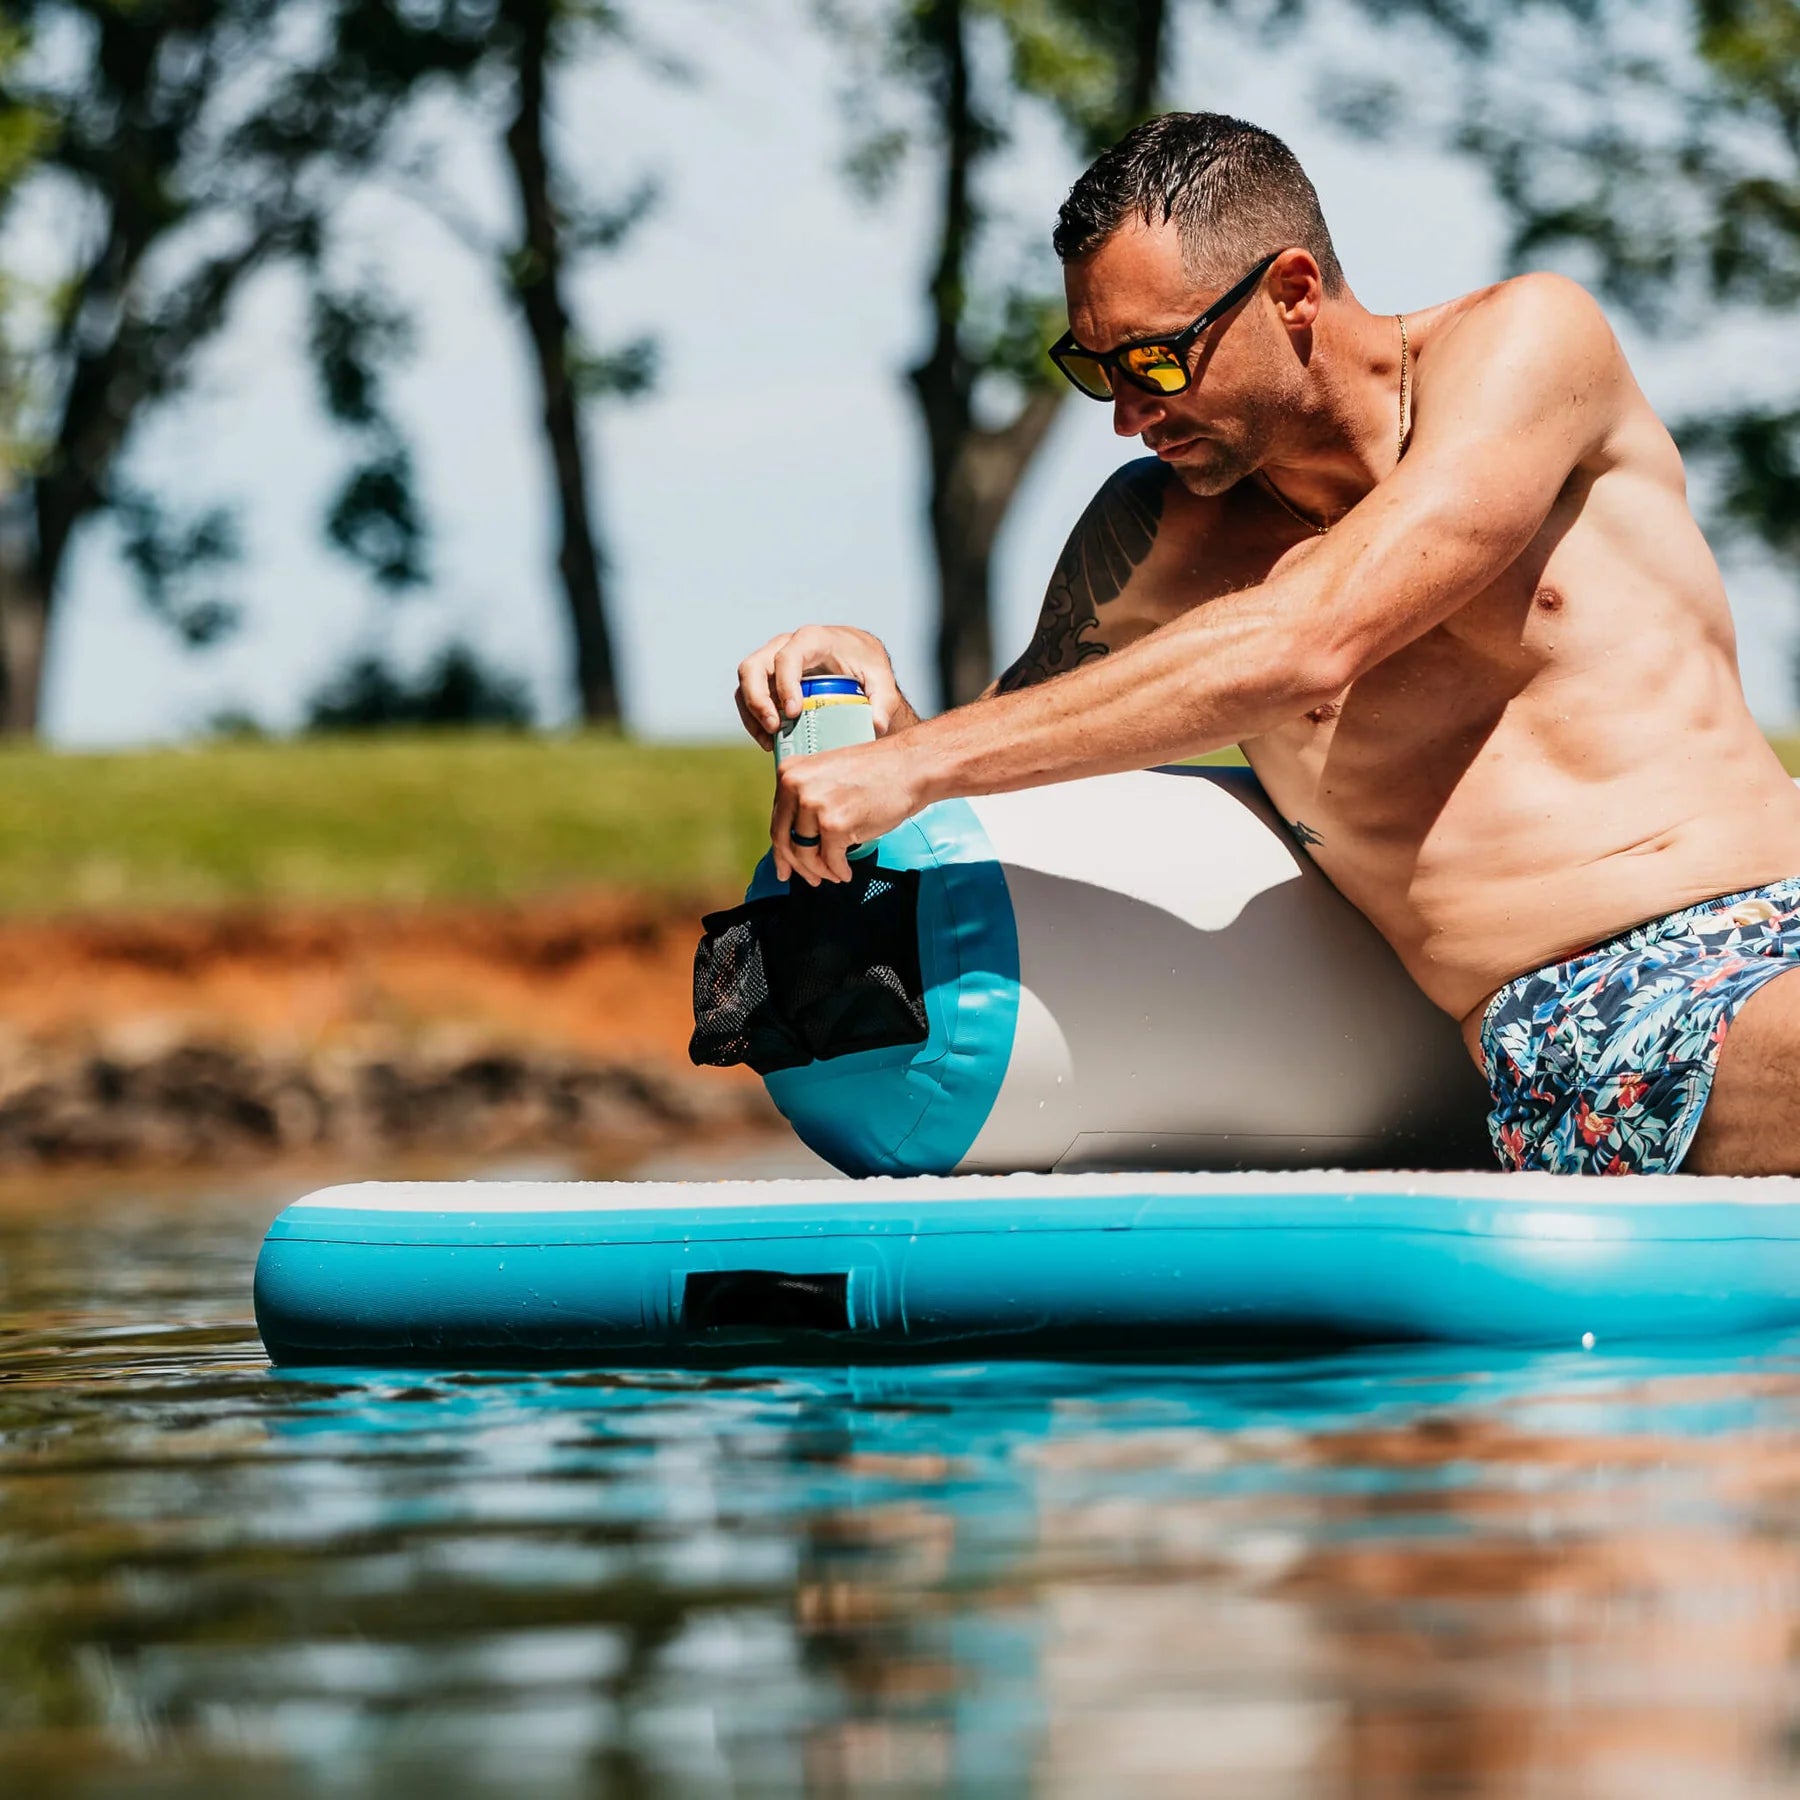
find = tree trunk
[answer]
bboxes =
[0,481,34,734]
[2,7,158,737]
[0,566,47,735]
[928,390,1062,707]
[912,0,1168,710]
[1125,0,1167,122]
[931,522,991,710]
[500,0,622,727]
[911,0,993,710]
[1,323,126,735]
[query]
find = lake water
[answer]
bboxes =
[5,1160,1800,1798]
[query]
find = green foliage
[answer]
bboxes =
[367,6,665,384]
[972,286,1067,391]
[0,0,480,711]
[0,94,46,207]
[305,278,426,586]
[305,642,536,730]
[559,172,661,257]
[1679,407,1800,560]
[323,0,674,722]
[821,0,1167,377]
[992,0,1165,156]
[0,734,777,915]
[842,123,911,198]
[1333,0,1800,699]
[1697,0,1800,102]
[111,490,242,647]
[818,0,1168,704]
[568,333,659,400]
[308,283,415,430]
[323,448,428,591]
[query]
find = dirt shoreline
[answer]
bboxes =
[0,891,777,1171]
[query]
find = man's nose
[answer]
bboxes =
[1111,383,1165,440]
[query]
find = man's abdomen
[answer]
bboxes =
[1252,689,1800,1027]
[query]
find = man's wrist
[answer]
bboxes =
[894,696,924,733]
[894,717,961,811]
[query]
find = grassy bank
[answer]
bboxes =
[0,733,780,916]
[0,730,1791,919]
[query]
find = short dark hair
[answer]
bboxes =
[1054,112,1345,295]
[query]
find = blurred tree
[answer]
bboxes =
[0,22,49,688]
[0,25,48,473]
[333,0,667,728]
[492,0,657,728]
[1333,0,1800,681]
[0,0,469,735]
[823,0,1171,708]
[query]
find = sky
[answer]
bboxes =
[29,0,1800,747]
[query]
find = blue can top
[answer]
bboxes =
[800,675,866,699]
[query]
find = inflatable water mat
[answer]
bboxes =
[254,1170,1800,1366]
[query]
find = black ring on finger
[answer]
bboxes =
[788,829,821,847]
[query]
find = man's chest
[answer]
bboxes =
[1092,508,1317,655]
[1108,490,1571,714]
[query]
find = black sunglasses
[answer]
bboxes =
[1048,250,1282,401]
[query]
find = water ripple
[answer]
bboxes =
[0,1182,1798,1795]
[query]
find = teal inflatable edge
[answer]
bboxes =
[748,799,1020,1177]
[254,1174,1800,1368]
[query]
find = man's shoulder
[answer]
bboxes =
[1428,273,1619,375]
[1072,454,1223,543]
[1091,454,1171,505]
[1457,269,1606,317]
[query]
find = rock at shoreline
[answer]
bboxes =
[0,1039,775,1170]
[0,890,782,1170]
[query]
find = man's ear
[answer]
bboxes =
[1268,248,1323,330]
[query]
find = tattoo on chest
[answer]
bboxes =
[997,460,1168,692]
[1288,819,1323,849]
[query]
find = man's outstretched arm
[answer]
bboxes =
[733,458,1169,747]
[773,275,1625,884]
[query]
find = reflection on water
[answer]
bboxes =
[2,1179,1800,1797]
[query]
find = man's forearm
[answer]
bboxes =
[887,672,1006,736]
[905,579,1342,806]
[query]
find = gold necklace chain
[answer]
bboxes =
[1259,312,1410,536]
[1397,308,1411,454]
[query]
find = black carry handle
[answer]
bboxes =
[683,1270,852,1333]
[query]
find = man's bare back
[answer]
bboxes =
[996,279,1800,1048]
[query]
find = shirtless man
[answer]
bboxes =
[733,111,1800,1177]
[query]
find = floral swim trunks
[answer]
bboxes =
[1479,874,1800,1174]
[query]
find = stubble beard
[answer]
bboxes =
[1163,431,1262,498]
[1160,394,1284,499]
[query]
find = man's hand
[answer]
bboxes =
[771,736,932,885]
[735,626,918,749]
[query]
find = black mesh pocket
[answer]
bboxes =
[689,865,929,1074]
[689,897,811,1074]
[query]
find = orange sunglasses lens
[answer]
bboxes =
[1058,349,1113,398]
[1121,344,1187,393]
